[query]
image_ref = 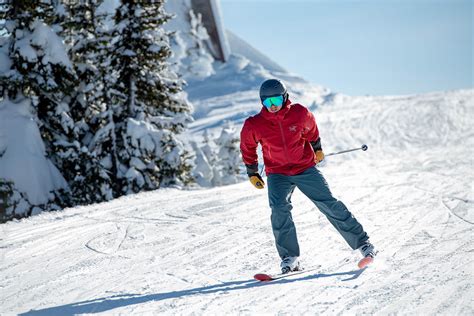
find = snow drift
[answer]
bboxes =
[0,98,67,217]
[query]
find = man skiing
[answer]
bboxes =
[240,78,376,274]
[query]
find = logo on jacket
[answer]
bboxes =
[289,125,297,132]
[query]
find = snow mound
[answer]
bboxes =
[0,98,67,215]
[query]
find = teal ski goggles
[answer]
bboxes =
[262,95,284,108]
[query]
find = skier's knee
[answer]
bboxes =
[270,202,292,214]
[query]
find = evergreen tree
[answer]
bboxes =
[63,0,116,203]
[186,9,214,79]
[0,0,77,208]
[215,122,242,185]
[166,3,214,80]
[190,125,245,187]
[0,0,196,218]
[110,0,193,194]
[190,131,215,187]
[0,1,75,102]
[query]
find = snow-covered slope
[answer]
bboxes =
[1,87,473,315]
[226,30,287,73]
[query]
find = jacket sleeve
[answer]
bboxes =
[240,119,259,166]
[303,109,322,151]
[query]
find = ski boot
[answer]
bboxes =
[358,241,378,269]
[280,256,301,274]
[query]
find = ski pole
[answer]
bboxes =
[258,144,368,174]
[325,144,368,157]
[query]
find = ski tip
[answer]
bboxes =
[358,256,374,269]
[254,273,273,282]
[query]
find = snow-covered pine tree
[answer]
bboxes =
[200,129,220,185]
[110,0,193,194]
[165,2,215,81]
[182,8,215,80]
[0,0,77,208]
[0,1,76,103]
[62,0,117,203]
[190,130,216,187]
[215,122,243,185]
[0,179,29,223]
[191,125,244,187]
[65,0,102,127]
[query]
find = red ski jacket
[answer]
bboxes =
[240,100,320,176]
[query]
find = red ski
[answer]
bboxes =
[254,270,305,282]
[357,256,374,269]
[253,266,320,282]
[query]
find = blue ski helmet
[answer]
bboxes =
[259,79,288,103]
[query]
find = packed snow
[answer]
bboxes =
[1,82,473,314]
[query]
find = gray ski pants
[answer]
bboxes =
[267,166,369,259]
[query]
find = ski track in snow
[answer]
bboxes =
[1,89,473,315]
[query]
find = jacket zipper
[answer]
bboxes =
[278,121,290,165]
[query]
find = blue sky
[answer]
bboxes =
[220,0,473,96]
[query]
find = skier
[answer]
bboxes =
[240,79,377,274]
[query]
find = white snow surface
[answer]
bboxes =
[1,85,473,314]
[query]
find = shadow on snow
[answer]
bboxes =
[21,268,366,315]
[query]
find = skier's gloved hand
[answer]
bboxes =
[310,138,325,165]
[249,173,265,189]
[245,163,265,189]
[314,150,325,165]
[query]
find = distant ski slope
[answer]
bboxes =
[1,88,473,315]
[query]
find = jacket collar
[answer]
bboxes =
[259,99,292,122]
